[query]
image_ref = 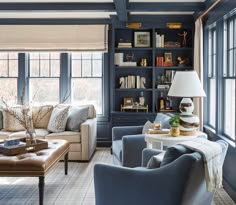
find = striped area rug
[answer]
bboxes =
[0,148,235,205]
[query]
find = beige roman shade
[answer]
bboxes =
[0,25,108,51]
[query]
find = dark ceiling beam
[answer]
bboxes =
[0,18,111,25]
[113,0,127,22]
[128,2,205,12]
[0,3,115,11]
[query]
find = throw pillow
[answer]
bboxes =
[66,106,89,131]
[2,107,25,131]
[160,144,192,167]
[142,120,154,134]
[154,113,172,129]
[47,106,70,133]
[147,152,165,169]
[32,105,53,129]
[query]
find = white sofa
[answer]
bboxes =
[0,104,97,161]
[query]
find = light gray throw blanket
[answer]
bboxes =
[178,138,224,192]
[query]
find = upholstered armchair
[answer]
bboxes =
[94,140,228,205]
[112,113,172,167]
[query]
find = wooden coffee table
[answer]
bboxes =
[0,139,70,205]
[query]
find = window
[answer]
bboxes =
[0,52,18,104]
[207,27,217,128]
[223,16,236,139]
[29,52,60,104]
[71,52,103,114]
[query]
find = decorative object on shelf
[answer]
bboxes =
[177,56,190,66]
[124,97,134,106]
[139,91,145,106]
[159,92,165,111]
[169,113,180,137]
[164,52,172,62]
[166,22,182,29]
[178,30,188,47]
[140,58,148,67]
[168,71,206,136]
[126,22,142,29]
[165,97,172,110]
[134,31,150,47]
[163,52,173,66]
[126,53,134,62]
[140,77,146,88]
[119,77,125,88]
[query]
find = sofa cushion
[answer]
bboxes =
[66,106,89,131]
[9,129,49,140]
[160,144,192,167]
[46,131,81,143]
[47,106,70,133]
[112,140,122,162]
[2,108,24,131]
[32,105,53,129]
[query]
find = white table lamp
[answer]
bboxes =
[167,71,206,135]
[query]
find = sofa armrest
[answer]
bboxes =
[80,118,97,161]
[112,125,143,141]
[122,134,146,167]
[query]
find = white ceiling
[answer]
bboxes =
[0,0,206,19]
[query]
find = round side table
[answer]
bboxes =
[145,131,207,150]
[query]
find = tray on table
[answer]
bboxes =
[0,138,48,156]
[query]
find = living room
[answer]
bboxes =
[0,0,235,204]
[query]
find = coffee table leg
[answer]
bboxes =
[39,176,45,205]
[64,152,68,175]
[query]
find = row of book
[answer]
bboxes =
[119,76,146,89]
[156,57,173,67]
[156,33,165,48]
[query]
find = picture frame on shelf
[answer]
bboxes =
[164,52,172,62]
[124,97,134,106]
[165,69,176,83]
[134,32,150,47]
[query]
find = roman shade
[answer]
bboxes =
[0,25,108,51]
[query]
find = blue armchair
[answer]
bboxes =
[112,113,172,167]
[94,140,228,205]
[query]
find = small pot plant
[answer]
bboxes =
[169,114,180,137]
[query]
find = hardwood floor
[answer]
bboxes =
[0,148,234,205]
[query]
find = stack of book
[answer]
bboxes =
[164,41,181,48]
[117,42,132,48]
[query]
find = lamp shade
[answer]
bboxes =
[167,71,206,98]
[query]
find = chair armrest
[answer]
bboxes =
[142,148,164,167]
[122,134,146,167]
[80,118,97,160]
[94,154,198,205]
[112,125,143,141]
